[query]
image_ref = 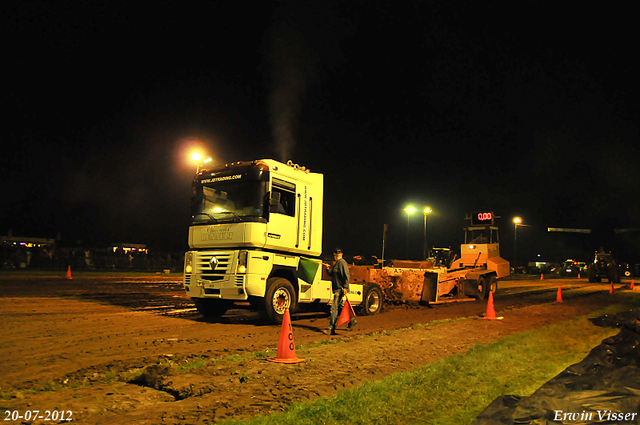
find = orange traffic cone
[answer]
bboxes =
[336,296,356,327]
[267,309,305,364]
[65,266,72,280]
[556,286,563,303]
[631,280,635,290]
[540,273,544,280]
[610,281,615,294]
[578,273,581,279]
[483,291,502,320]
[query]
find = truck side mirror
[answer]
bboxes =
[269,191,281,213]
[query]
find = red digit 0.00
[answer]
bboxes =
[477,212,492,221]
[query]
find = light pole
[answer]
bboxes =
[513,217,522,270]
[382,224,388,267]
[423,207,432,260]
[404,206,415,259]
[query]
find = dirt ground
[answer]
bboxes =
[0,275,635,424]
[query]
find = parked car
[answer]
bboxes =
[560,259,586,277]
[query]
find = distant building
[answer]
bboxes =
[1,235,55,248]
[1,235,56,269]
[110,243,148,254]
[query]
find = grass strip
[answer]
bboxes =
[222,297,639,425]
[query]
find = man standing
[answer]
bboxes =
[324,248,356,335]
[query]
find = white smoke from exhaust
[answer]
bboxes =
[266,20,318,161]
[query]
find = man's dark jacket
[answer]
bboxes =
[328,258,350,292]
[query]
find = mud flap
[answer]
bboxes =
[421,272,438,302]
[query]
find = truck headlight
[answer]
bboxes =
[237,250,247,274]
[185,252,193,274]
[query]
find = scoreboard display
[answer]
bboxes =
[470,211,494,226]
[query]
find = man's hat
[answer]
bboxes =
[333,248,343,254]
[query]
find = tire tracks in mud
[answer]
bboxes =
[2,290,630,425]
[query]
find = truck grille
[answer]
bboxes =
[196,252,232,280]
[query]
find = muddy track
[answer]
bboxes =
[0,275,634,424]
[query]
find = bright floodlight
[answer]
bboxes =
[424,207,432,214]
[191,152,203,162]
[513,217,522,225]
[404,206,415,215]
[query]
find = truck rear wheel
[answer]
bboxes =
[192,298,231,318]
[487,276,498,294]
[263,277,297,324]
[360,284,383,315]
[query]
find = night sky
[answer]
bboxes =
[3,1,640,264]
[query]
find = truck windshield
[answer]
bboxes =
[191,179,267,224]
[465,227,498,244]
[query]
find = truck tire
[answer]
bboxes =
[587,266,600,283]
[486,275,498,294]
[263,277,297,324]
[192,298,231,318]
[360,284,383,315]
[476,277,488,300]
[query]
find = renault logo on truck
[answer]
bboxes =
[209,256,218,270]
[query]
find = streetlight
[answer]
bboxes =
[191,152,212,173]
[404,206,415,259]
[423,207,432,260]
[513,217,522,270]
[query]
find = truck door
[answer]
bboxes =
[266,177,298,251]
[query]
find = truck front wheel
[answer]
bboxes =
[192,298,231,318]
[263,277,297,323]
[360,284,383,315]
